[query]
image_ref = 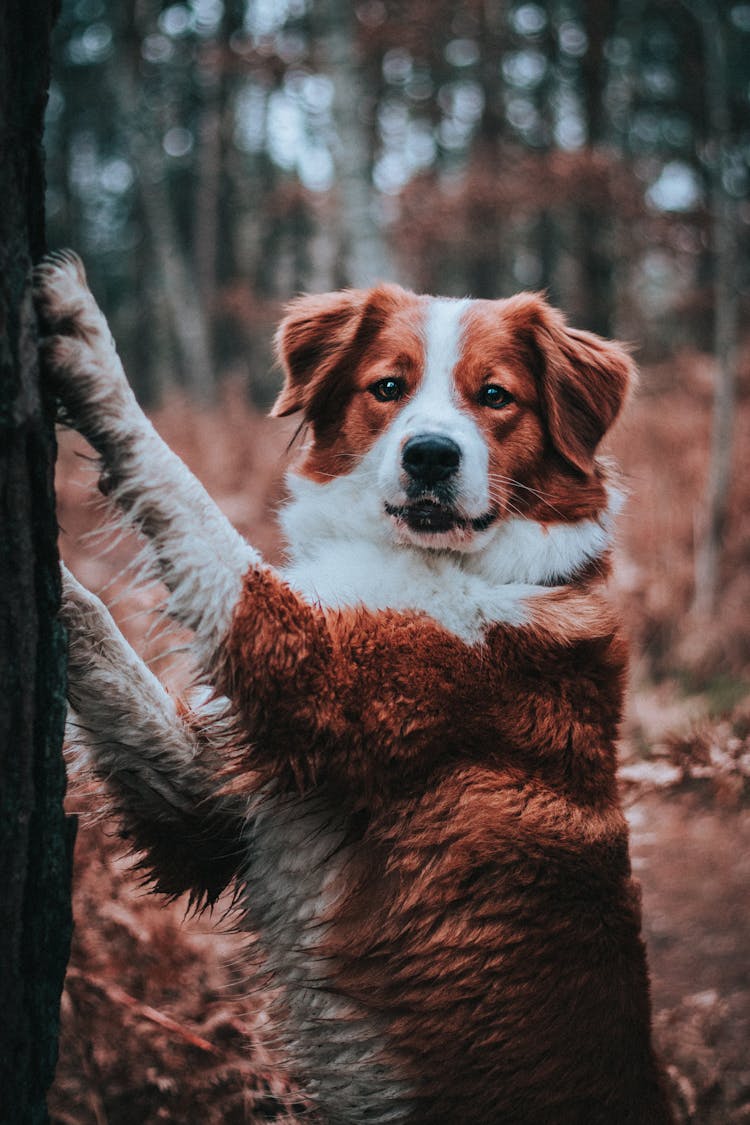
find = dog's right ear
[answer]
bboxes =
[271,290,369,418]
[502,293,636,476]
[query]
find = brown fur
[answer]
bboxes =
[272,285,426,482]
[458,296,632,523]
[209,569,672,1121]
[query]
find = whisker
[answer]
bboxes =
[489,473,568,520]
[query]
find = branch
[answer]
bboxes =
[65,967,221,1055]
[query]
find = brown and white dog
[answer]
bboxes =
[35,252,673,1124]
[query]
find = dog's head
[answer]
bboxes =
[272,285,635,556]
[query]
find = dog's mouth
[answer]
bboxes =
[385,500,498,536]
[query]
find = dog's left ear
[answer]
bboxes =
[271,284,410,422]
[270,290,368,418]
[510,295,636,475]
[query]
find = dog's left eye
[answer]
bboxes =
[478,384,515,409]
[370,377,405,402]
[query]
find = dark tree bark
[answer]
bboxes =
[0,2,75,1123]
[687,1,738,616]
[573,0,617,337]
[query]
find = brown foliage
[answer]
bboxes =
[609,346,750,680]
[51,822,313,1124]
[393,149,645,294]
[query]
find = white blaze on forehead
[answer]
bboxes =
[371,294,490,517]
[406,297,473,427]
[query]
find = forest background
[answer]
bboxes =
[46,1,750,1122]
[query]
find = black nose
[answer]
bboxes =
[402,434,461,484]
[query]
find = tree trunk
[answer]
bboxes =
[576,0,616,337]
[116,1,216,402]
[135,131,218,400]
[0,2,76,1124]
[688,2,738,616]
[194,62,222,315]
[317,1,395,287]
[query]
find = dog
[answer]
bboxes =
[35,252,673,1124]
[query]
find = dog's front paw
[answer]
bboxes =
[33,250,136,442]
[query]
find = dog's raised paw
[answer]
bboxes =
[34,250,135,435]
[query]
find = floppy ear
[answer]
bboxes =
[513,295,636,475]
[270,290,370,418]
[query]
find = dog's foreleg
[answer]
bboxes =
[34,253,257,667]
[61,565,245,902]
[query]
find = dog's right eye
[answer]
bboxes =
[369,377,405,402]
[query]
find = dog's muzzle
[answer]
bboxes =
[387,432,496,536]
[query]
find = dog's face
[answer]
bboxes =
[273,285,634,554]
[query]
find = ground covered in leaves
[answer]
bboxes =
[621,708,750,1123]
[50,374,750,1123]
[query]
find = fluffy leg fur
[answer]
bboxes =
[35,251,257,667]
[61,565,245,903]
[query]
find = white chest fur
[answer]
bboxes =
[279,473,620,641]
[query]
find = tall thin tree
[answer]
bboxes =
[0,2,75,1122]
[683,0,739,616]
